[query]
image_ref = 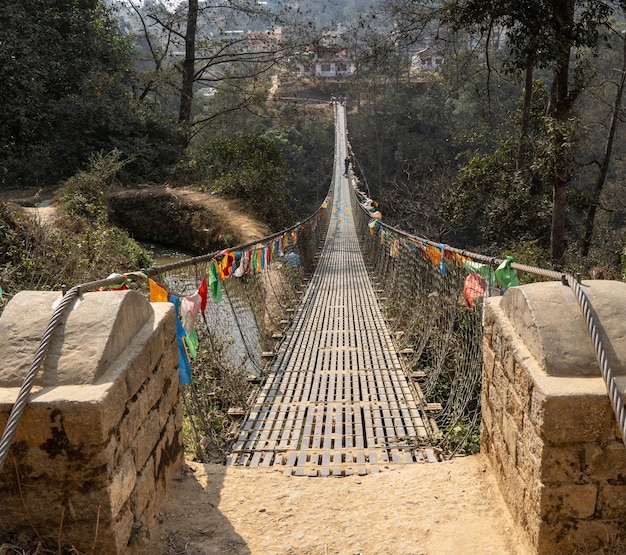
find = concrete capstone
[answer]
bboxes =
[0,290,181,554]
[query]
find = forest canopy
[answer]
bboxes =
[1,0,626,276]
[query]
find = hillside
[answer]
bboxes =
[107,185,272,254]
[14,185,271,258]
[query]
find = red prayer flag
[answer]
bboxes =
[198,276,208,312]
[464,272,487,308]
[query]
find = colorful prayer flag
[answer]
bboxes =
[208,260,223,303]
[218,253,234,280]
[464,261,496,288]
[180,292,202,334]
[198,276,208,312]
[495,256,519,290]
[149,278,169,302]
[184,328,200,360]
[170,295,192,385]
[464,272,487,309]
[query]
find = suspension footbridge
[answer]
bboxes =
[2,100,624,482]
[3,95,626,555]
[227,105,436,476]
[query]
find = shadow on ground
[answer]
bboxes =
[154,462,251,555]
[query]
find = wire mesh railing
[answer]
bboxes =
[145,207,331,462]
[0,190,333,472]
[348,167,626,457]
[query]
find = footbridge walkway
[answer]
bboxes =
[226,105,435,475]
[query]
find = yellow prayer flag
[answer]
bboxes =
[149,278,169,302]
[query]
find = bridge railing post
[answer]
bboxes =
[0,290,182,554]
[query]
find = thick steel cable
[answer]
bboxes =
[567,275,626,449]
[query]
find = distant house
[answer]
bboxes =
[411,45,444,72]
[296,47,356,78]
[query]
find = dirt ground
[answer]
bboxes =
[161,186,270,244]
[154,454,531,555]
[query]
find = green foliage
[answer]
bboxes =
[182,326,252,462]
[279,111,335,217]
[194,132,293,229]
[0,198,151,298]
[0,154,152,299]
[444,0,614,73]
[348,52,521,238]
[442,137,552,249]
[436,422,481,456]
[529,115,578,187]
[0,0,182,188]
[500,240,552,281]
[440,81,559,251]
[55,150,126,222]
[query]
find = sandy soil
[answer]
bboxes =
[155,454,531,555]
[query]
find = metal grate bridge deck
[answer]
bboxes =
[228,105,435,476]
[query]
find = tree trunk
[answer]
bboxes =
[178,0,198,130]
[517,65,533,170]
[581,30,626,257]
[547,0,574,265]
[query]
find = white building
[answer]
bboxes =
[411,45,444,72]
[296,48,356,78]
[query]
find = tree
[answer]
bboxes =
[441,0,615,264]
[0,0,182,187]
[580,22,626,257]
[123,0,311,146]
[180,0,199,127]
[346,17,524,241]
[196,131,293,228]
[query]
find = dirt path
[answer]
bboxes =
[155,454,530,555]
[22,202,55,225]
[162,186,270,244]
[14,186,270,246]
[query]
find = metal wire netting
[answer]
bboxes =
[146,201,332,461]
[348,176,551,456]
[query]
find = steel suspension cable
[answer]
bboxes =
[566,275,626,448]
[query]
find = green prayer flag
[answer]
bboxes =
[185,328,200,359]
[208,260,223,303]
[495,256,519,290]
[463,260,496,288]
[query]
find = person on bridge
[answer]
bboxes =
[344,154,352,177]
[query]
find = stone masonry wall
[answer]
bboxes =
[482,280,626,554]
[0,290,182,554]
